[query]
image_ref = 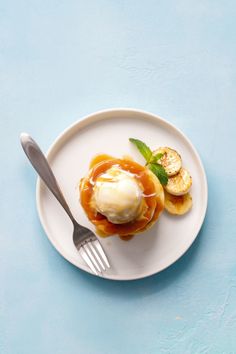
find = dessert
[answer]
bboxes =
[164,167,192,196]
[79,138,193,241]
[164,190,192,215]
[129,138,193,216]
[79,154,164,239]
[153,147,182,176]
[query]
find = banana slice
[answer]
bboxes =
[164,190,192,215]
[153,147,182,176]
[164,167,192,196]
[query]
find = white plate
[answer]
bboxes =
[37,108,208,280]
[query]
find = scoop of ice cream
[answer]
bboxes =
[93,166,142,224]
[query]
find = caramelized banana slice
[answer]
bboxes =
[153,147,182,176]
[164,190,192,215]
[165,167,192,196]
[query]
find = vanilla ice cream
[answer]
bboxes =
[93,166,142,224]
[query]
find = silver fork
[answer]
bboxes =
[20,133,110,275]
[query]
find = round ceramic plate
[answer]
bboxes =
[37,108,208,280]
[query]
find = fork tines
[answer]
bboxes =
[80,239,110,275]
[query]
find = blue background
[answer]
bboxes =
[1,1,236,353]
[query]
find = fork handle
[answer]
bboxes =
[20,133,76,224]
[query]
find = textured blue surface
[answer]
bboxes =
[1,1,236,353]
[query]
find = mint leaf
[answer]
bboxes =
[148,163,168,185]
[129,138,168,185]
[129,138,152,163]
[150,153,163,164]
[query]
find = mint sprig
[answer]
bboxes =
[149,153,164,164]
[148,163,168,186]
[129,138,168,186]
[129,138,152,163]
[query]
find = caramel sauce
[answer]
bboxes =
[95,227,108,238]
[169,194,184,203]
[119,235,134,241]
[122,155,134,161]
[89,154,114,169]
[167,194,185,213]
[80,154,164,239]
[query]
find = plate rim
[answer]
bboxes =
[36,108,208,281]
